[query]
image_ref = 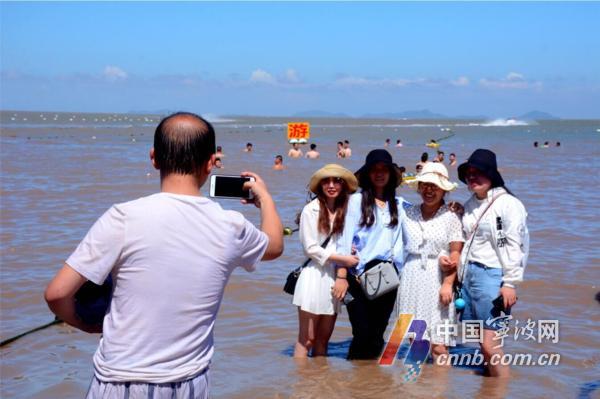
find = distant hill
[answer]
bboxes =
[292,110,351,118]
[519,111,560,120]
[362,109,449,119]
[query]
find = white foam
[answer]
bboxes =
[479,118,530,127]
[202,114,236,123]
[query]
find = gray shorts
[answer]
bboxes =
[86,369,209,399]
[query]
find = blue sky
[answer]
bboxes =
[1,2,599,118]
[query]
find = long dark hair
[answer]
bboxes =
[501,186,515,196]
[476,177,516,198]
[487,172,515,197]
[358,165,399,228]
[316,181,350,236]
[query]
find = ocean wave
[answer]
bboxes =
[217,123,455,129]
[478,118,530,127]
[0,123,136,129]
[202,114,237,123]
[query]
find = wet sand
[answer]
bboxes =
[1,112,599,397]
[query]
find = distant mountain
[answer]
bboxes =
[519,111,560,120]
[362,109,449,119]
[292,110,351,118]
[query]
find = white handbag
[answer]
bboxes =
[358,260,400,300]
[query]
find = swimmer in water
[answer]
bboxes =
[337,141,346,159]
[273,155,286,170]
[305,143,320,159]
[343,140,352,158]
[449,153,457,166]
[288,143,303,158]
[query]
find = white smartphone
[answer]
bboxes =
[209,175,255,199]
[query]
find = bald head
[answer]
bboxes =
[153,112,215,176]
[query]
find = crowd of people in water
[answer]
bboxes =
[212,139,460,175]
[44,112,529,398]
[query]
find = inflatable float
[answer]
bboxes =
[289,138,308,144]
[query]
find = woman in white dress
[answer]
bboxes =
[293,164,360,357]
[397,162,464,364]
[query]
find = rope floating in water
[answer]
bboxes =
[0,318,63,347]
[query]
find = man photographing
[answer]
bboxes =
[45,112,283,398]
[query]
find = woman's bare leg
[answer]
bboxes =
[294,309,318,358]
[481,329,510,377]
[431,343,449,366]
[312,314,337,356]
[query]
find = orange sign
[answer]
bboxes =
[287,122,310,140]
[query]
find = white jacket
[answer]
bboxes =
[460,187,529,288]
[299,199,336,267]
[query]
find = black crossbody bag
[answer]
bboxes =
[283,235,333,295]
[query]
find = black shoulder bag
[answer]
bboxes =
[283,235,333,295]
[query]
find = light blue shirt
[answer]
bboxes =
[336,192,409,275]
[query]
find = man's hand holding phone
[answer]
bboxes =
[241,171,270,208]
[240,171,283,260]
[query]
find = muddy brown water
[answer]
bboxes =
[1,112,599,398]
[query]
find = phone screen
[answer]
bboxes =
[212,176,252,199]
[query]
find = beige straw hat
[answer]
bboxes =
[409,162,457,191]
[309,164,359,194]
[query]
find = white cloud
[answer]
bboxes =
[451,76,470,86]
[248,68,305,86]
[283,68,300,84]
[103,65,128,81]
[506,72,525,81]
[480,72,541,89]
[250,69,276,85]
[332,76,415,88]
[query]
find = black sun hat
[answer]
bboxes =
[458,149,505,188]
[355,149,404,187]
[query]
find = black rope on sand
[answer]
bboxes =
[0,318,63,347]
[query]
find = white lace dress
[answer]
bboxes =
[397,204,464,345]
[292,199,341,315]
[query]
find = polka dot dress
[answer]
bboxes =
[397,204,464,345]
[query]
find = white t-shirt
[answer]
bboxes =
[463,196,499,266]
[66,192,268,383]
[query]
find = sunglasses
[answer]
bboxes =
[321,177,344,185]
